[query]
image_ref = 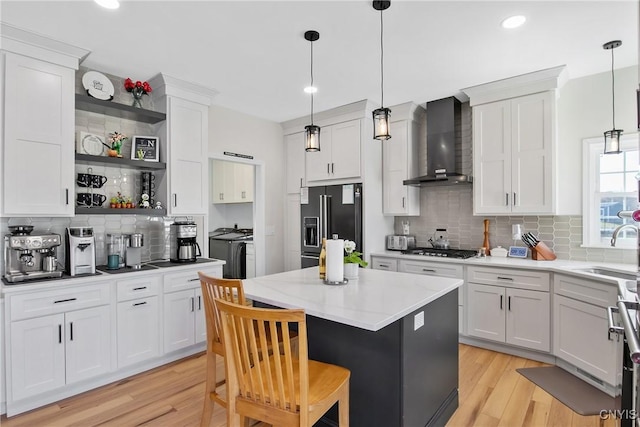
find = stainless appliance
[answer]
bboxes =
[301,184,362,268]
[65,227,96,276]
[125,233,144,269]
[3,226,63,283]
[402,247,478,259]
[386,235,416,251]
[170,220,201,263]
[209,228,253,278]
[609,209,640,427]
[404,97,472,186]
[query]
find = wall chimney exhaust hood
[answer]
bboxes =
[403,96,472,186]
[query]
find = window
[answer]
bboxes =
[583,133,639,248]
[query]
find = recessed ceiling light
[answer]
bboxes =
[304,86,317,94]
[501,15,526,29]
[95,0,120,9]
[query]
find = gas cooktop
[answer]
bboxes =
[402,247,478,259]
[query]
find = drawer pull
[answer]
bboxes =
[133,301,148,307]
[188,278,200,282]
[133,286,147,291]
[378,264,389,268]
[497,276,513,281]
[54,298,77,304]
[422,269,436,273]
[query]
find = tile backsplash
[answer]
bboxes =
[394,185,636,264]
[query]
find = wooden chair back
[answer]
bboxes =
[198,272,246,355]
[215,298,310,426]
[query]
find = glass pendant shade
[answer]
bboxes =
[373,107,391,140]
[305,125,321,152]
[604,129,622,154]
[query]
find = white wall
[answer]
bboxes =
[557,65,637,215]
[208,105,285,274]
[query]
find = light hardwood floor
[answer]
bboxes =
[0,344,619,427]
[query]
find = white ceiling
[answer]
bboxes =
[1,1,638,123]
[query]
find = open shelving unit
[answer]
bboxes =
[75,207,167,216]
[75,154,166,171]
[75,94,166,124]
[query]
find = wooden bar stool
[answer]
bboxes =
[198,272,299,426]
[215,298,350,427]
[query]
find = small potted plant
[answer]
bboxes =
[344,240,367,279]
[109,196,118,209]
[103,132,127,157]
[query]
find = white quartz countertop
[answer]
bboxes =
[371,250,635,286]
[241,266,463,332]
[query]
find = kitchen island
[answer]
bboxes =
[242,267,463,427]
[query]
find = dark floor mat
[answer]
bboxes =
[516,366,619,416]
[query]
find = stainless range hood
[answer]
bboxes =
[403,96,472,186]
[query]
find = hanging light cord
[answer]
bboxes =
[610,46,616,129]
[310,38,314,125]
[380,8,384,108]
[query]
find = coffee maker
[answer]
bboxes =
[3,225,63,283]
[170,220,201,262]
[65,227,96,276]
[125,233,144,269]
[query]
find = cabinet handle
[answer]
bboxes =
[133,286,147,291]
[198,295,202,310]
[188,278,200,282]
[191,297,195,312]
[505,193,509,206]
[500,295,503,310]
[65,189,69,205]
[378,264,389,268]
[508,296,511,311]
[327,163,330,174]
[513,192,517,206]
[69,322,74,341]
[58,324,62,344]
[220,193,224,201]
[242,191,246,199]
[300,178,303,188]
[402,197,405,208]
[497,276,513,281]
[54,298,77,304]
[173,193,178,207]
[422,268,436,273]
[133,301,147,307]
[331,163,334,174]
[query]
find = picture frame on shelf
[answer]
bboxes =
[131,135,159,162]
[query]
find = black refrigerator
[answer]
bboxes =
[300,183,363,268]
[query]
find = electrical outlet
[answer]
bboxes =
[414,311,424,331]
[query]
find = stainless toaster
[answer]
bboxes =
[386,235,416,251]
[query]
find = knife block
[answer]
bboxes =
[531,241,557,261]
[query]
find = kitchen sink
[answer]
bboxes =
[573,267,636,281]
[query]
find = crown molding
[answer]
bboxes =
[148,73,218,106]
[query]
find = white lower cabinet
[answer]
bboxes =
[553,274,621,386]
[10,305,111,401]
[467,279,550,352]
[116,275,162,368]
[162,267,220,353]
[370,257,398,272]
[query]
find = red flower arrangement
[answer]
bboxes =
[124,78,152,95]
[124,78,152,107]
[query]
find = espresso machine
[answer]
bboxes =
[3,225,63,283]
[170,220,201,262]
[65,227,96,276]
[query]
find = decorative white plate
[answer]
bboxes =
[82,71,114,100]
[78,132,105,156]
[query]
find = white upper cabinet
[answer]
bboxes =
[1,28,88,217]
[285,132,306,193]
[383,103,422,216]
[211,160,254,204]
[305,119,361,183]
[463,66,566,216]
[148,73,216,216]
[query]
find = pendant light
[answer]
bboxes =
[304,30,321,152]
[603,40,623,154]
[372,1,391,140]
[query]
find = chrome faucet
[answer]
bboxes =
[611,223,639,247]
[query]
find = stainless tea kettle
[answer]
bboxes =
[429,229,450,250]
